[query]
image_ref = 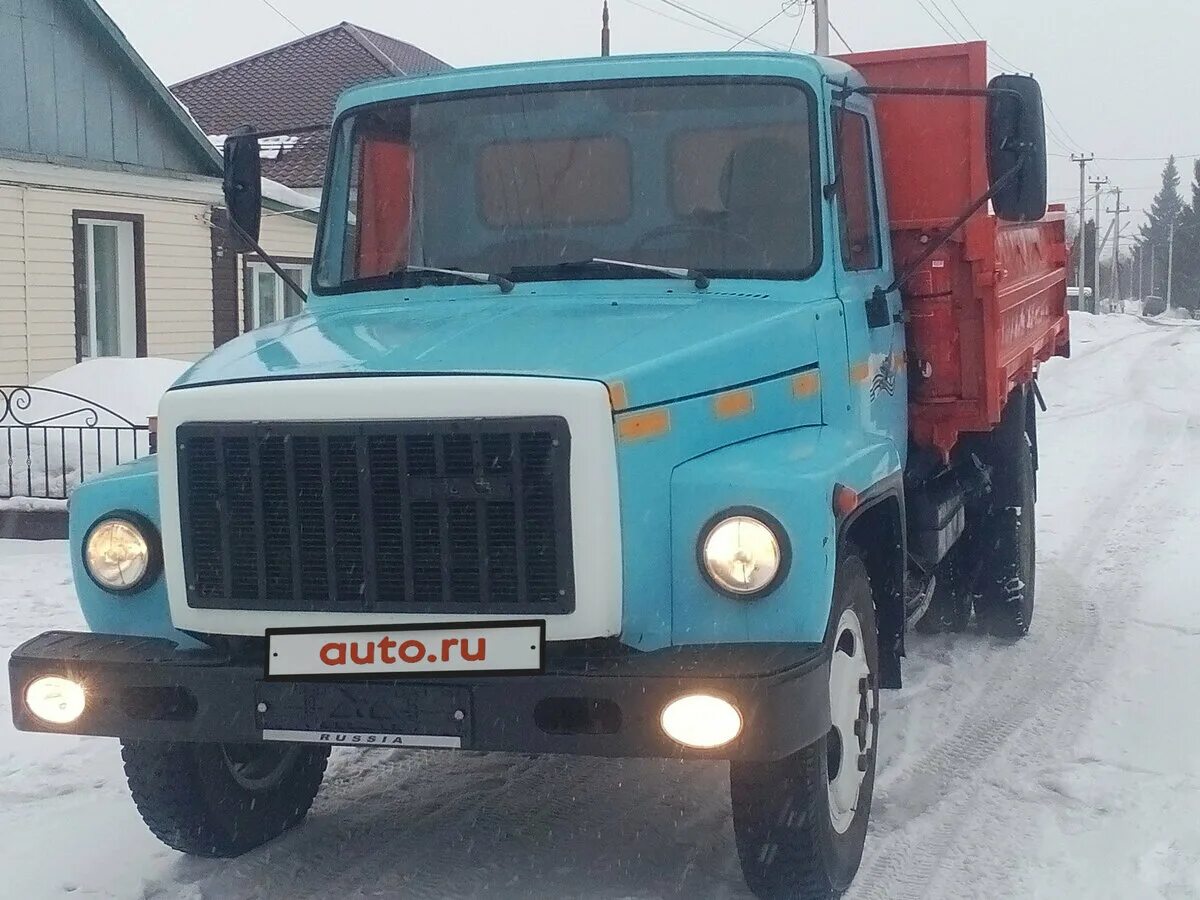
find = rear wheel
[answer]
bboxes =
[121,740,329,857]
[731,551,879,899]
[974,435,1037,638]
[915,545,974,634]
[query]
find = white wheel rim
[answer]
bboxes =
[827,607,874,834]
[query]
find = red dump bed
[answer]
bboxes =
[837,42,1070,457]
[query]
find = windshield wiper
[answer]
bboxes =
[507,258,710,290]
[395,265,514,294]
[590,258,710,290]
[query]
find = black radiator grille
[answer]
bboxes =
[177,418,574,614]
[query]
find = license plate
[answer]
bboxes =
[265,620,544,679]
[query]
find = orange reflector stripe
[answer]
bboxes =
[833,483,860,517]
[791,372,820,398]
[607,381,629,411]
[713,388,754,419]
[616,408,670,443]
[850,362,871,384]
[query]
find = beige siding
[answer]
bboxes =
[16,188,215,380]
[0,160,317,383]
[0,185,28,382]
[262,212,317,259]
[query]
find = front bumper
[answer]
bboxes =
[10,631,830,761]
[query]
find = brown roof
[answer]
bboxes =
[171,22,450,188]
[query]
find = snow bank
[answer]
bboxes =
[1,358,188,499]
[32,358,190,422]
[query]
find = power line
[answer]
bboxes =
[1050,152,1200,163]
[912,0,969,43]
[1044,106,1084,152]
[788,3,810,53]
[944,0,985,39]
[257,0,305,35]
[623,0,734,41]
[829,19,854,52]
[909,0,1085,153]
[928,0,972,40]
[942,0,1026,72]
[1103,153,1200,163]
[654,0,786,51]
[730,0,803,51]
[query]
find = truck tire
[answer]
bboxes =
[974,434,1036,639]
[730,550,879,900]
[915,546,973,634]
[121,740,330,857]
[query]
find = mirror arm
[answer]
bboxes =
[836,84,1024,114]
[225,216,309,302]
[885,158,1025,295]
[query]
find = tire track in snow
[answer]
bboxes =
[849,326,1194,900]
[137,323,1193,900]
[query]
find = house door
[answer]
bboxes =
[76,218,138,359]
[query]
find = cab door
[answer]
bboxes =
[827,89,907,447]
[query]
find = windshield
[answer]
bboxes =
[315,79,819,291]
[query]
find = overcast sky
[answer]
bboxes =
[101,0,1200,237]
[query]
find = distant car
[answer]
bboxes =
[1144,295,1167,316]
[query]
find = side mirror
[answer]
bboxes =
[222,126,262,244]
[986,74,1048,222]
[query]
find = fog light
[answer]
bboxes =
[660,694,742,749]
[25,676,86,725]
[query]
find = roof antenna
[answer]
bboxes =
[601,1,611,57]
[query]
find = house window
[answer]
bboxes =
[74,215,142,359]
[246,261,310,328]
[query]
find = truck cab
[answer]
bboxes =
[10,44,1064,899]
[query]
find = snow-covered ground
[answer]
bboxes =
[1,312,1198,898]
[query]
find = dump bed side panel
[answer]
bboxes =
[837,42,1070,457]
[836,41,990,228]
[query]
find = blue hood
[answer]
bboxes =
[176,286,822,409]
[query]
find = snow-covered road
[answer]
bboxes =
[2,312,1198,899]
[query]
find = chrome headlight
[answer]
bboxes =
[699,511,788,597]
[83,516,157,592]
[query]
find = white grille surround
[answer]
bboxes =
[157,376,622,641]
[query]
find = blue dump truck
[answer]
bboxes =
[11,42,1068,898]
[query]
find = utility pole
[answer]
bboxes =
[601,1,610,57]
[1089,176,1108,311]
[1107,186,1130,311]
[1134,246,1141,301]
[814,0,830,55]
[1150,245,1157,298]
[1071,154,1093,311]
[1167,220,1177,311]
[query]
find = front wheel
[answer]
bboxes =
[121,740,330,857]
[731,550,879,899]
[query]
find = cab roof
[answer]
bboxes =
[334,51,847,117]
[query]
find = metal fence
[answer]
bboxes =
[1,385,151,501]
